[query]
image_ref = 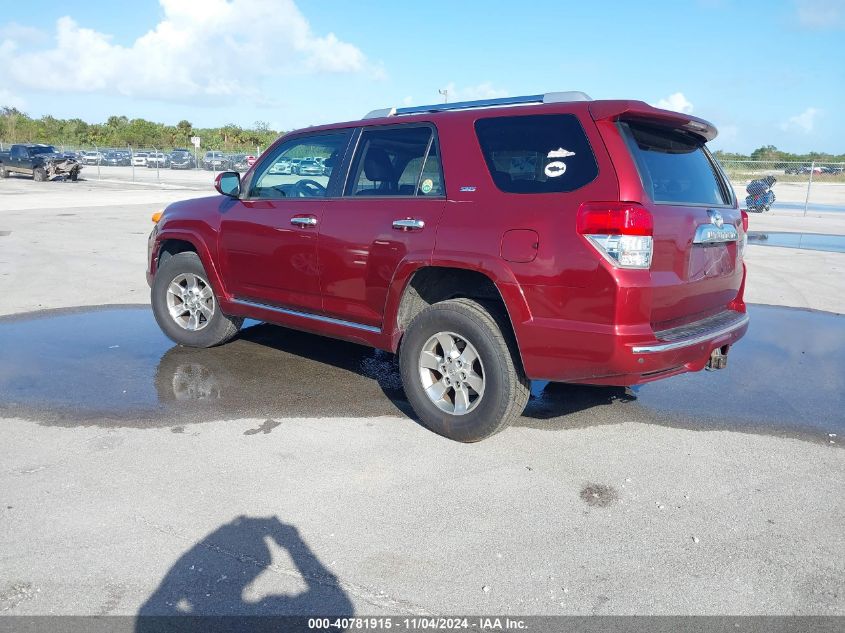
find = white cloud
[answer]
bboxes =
[0,22,47,43]
[794,0,845,29]
[779,107,820,133]
[0,0,372,102]
[0,88,27,111]
[653,92,694,114]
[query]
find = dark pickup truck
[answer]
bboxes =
[0,144,82,181]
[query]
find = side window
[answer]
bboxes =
[11,146,27,160]
[345,126,444,197]
[249,132,350,199]
[474,114,598,194]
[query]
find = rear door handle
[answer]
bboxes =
[392,218,425,231]
[290,216,318,227]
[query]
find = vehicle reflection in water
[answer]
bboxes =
[0,304,842,441]
[747,231,845,254]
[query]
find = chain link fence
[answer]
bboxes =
[0,140,263,185]
[717,159,845,215]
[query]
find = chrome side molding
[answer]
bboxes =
[231,298,381,333]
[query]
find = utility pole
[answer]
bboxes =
[438,89,449,104]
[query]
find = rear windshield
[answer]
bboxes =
[621,122,730,206]
[474,114,598,194]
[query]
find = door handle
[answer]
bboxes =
[392,218,425,231]
[290,216,318,227]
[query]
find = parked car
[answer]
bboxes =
[268,158,292,175]
[0,144,82,181]
[145,152,169,168]
[102,150,130,167]
[132,152,150,167]
[820,165,844,175]
[80,151,103,165]
[202,151,229,171]
[288,158,302,174]
[297,158,324,176]
[230,154,250,172]
[169,150,195,170]
[147,91,749,442]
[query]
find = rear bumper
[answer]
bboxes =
[631,311,749,354]
[517,308,749,386]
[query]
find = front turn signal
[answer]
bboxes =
[151,211,163,224]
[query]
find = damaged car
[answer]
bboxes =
[0,144,83,181]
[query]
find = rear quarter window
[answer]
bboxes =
[621,122,731,206]
[474,114,598,194]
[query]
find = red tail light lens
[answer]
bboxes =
[740,209,749,232]
[577,202,653,236]
[577,202,654,269]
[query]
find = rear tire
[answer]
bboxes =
[399,298,529,442]
[151,251,242,348]
[0,166,7,178]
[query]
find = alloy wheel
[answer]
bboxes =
[165,273,215,331]
[418,331,485,415]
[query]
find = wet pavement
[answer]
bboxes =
[748,231,845,253]
[0,304,842,443]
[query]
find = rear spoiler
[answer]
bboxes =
[589,100,718,142]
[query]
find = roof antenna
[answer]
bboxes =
[438,89,449,104]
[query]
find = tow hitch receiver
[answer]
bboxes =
[706,346,729,371]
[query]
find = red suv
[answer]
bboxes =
[147,91,749,442]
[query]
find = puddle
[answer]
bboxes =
[0,304,842,443]
[747,231,845,254]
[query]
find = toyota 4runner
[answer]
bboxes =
[147,91,749,442]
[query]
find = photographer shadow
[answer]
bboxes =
[136,515,353,630]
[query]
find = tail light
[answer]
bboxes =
[577,202,653,269]
[738,209,749,258]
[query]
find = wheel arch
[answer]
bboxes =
[153,230,229,300]
[386,263,531,372]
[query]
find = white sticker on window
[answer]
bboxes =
[544,161,567,177]
[545,147,575,178]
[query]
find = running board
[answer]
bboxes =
[231,298,382,334]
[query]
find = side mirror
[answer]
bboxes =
[215,171,240,198]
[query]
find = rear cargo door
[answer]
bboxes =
[619,121,742,329]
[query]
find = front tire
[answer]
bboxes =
[399,298,529,442]
[33,167,47,182]
[151,251,242,348]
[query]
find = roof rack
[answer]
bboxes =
[362,91,592,119]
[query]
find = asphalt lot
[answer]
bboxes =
[0,177,843,617]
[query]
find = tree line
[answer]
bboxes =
[713,145,844,163]
[0,107,283,151]
[2,107,843,161]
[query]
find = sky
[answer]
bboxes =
[0,0,843,154]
